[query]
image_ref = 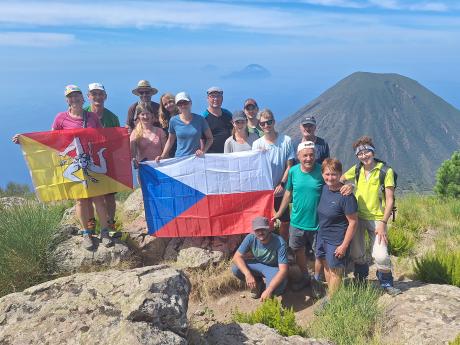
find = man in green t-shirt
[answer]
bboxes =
[272,141,323,291]
[84,83,121,242]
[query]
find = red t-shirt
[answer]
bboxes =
[52,111,102,130]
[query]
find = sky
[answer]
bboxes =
[1,0,459,188]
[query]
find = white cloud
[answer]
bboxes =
[0,32,75,46]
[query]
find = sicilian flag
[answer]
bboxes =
[19,128,132,202]
[139,151,274,237]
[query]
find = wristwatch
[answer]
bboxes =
[279,181,285,188]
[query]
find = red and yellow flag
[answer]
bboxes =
[19,128,133,201]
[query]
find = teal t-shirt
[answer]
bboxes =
[286,163,324,231]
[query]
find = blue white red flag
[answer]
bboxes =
[139,151,274,237]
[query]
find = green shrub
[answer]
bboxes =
[307,282,382,345]
[434,151,460,198]
[0,182,34,198]
[414,249,460,287]
[0,202,64,297]
[387,226,415,256]
[450,334,460,345]
[232,298,305,337]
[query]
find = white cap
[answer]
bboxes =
[207,86,223,94]
[297,141,315,153]
[175,91,191,104]
[88,82,105,92]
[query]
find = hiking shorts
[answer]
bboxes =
[289,225,316,252]
[315,237,347,269]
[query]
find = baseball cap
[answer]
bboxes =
[175,91,192,104]
[252,216,270,231]
[232,110,247,122]
[297,141,315,153]
[88,83,105,92]
[301,116,316,126]
[207,86,223,95]
[64,85,82,96]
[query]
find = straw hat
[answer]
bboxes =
[132,80,158,96]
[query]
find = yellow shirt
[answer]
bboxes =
[343,162,395,220]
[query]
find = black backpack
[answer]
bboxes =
[354,158,398,221]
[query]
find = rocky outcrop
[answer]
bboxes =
[49,225,139,274]
[0,196,34,209]
[380,281,460,345]
[205,323,334,345]
[0,265,190,345]
[121,188,144,224]
[124,214,170,266]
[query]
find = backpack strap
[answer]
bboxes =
[354,162,362,184]
[82,110,88,128]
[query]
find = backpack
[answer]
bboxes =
[354,158,398,221]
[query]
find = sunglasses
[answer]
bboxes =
[259,119,274,127]
[234,120,247,125]
[357,150,372,157]
[177,101,190,106]
[138,91,151,95]
[245,105,257,111]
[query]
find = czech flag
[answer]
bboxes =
[139,151,274,237]
[19,128,132,202]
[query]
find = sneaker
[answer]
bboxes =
[100,228,114,248]
[383,286,402,296]
[250,279,265,299]
[291,275,311,291]
[82,232,94,251]
[311,276,325,299]
[314,296,329,316]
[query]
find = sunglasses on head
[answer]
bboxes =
[259,119,274,127]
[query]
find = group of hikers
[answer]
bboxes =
[12,79,401,311]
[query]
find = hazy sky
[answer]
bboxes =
[1,0,459,187]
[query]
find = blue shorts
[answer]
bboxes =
[315,236,348,269]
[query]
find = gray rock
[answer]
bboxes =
[380,281,460,345]
[125,214,170,266]
[206,323,334,345]
[0,265,190,345]
[176,247,225,269]
[0,196,35,209]
[121,188,144,224]
[164,235,244,268]
[60,204,80,227]
[49,225,140,274]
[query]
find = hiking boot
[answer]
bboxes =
[250,279,265,299]
[100,228,114,248]
[291,275,311,291]
[311,276,325,299]
[82,232,94,251]
[107,219,116,231]
[383,286,402,296]
[314,296,329,316]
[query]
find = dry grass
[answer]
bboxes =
[182,260,244,302]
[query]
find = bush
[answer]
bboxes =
[0,202,64,297]
[232,298,305,337]
[307,282,382,345]
[435,151,460,198]
[450,334,460,345]
[0,182,33,198]
[414,248,460,287]
[387,226,415,256]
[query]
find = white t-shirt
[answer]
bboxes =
[252,133,295,196]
